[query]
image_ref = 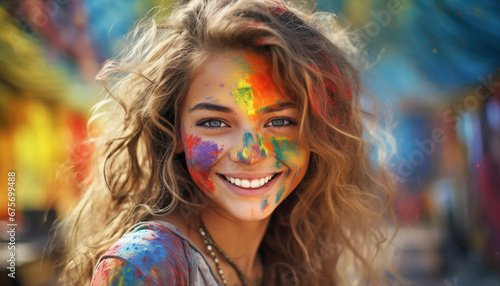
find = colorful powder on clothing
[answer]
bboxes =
[92,222,196,284]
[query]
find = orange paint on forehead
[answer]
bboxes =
[243,53,286,113]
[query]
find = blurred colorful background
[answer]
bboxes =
[0,0,499,285]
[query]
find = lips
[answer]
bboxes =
[221,174,275,189]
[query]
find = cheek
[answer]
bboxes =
[264,136,309,169]
[265,136,309,205]
[183,132,223,193]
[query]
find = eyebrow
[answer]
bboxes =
[187,101,296,114]
[188,103,233,113]
[256,102,295,113]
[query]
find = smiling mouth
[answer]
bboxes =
[218,173,279,189]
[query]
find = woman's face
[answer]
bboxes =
[180,50,310,221]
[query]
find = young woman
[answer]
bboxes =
[58,0,401,285]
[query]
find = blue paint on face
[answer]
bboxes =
[260,196,269,210]
[236,131,267,164]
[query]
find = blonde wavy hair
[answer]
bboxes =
[56,0,405,285]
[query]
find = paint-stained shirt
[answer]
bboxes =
[91,220,222,286]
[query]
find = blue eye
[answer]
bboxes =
[265,118,294,127]
[197,119,228,128]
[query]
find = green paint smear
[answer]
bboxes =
[255,133,269,157]
[256,106,269,113]
[232,85,254,113]
[231,57,253,72]
[237,132,267,161]
[275,185,285,204]
[270,137,298,163]
[290,172,297,186]
[275,160,282,169]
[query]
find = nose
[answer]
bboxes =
[230,131,267,165]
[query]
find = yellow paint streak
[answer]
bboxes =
[235,78,255,116]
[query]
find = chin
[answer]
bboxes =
[206,194,277,222]
[225,202,276,222]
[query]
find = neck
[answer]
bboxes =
[199,205,270,276]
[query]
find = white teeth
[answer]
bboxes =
[241,180,250,188]
[223,174,275,189]
[250,179,260,188]
[265,175,271,183]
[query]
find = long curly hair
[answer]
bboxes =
[57,0,404,285]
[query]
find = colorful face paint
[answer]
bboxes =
[183,131,223,193]
[180,50,310,222]
[230,54,282,120]
[233,131,267,164]
[260,195,269,211]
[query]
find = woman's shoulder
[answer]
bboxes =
[103,220,192,261]
[92,220,195,285]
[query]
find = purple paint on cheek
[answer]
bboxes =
[184,133,222,192]
[190,140,221,168]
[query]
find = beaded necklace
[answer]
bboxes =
[198,222,262,286]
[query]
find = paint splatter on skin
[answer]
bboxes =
[226,54,309,205]
[235,131,268,164]
[181,50,310,221]
[275,170,298,204]
[230,54,280,121]
[260,195,269,211]
[239,131,304,205]
[232,82,256,115]
[275,185,285,205]
[228,55,305,169]
[235,131,305,204]
[184,132,223,193]
[231,128,305,206]
[268,136,301,168]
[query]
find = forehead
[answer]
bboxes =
[184,50,289,109]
